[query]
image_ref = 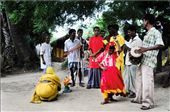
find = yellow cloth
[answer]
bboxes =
[102,89,126,99]
[115,35,125,75]
[103,35,125,74]
[31,67,61,104]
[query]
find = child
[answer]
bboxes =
[96,42,126,104]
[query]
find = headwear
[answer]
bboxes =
[31,66,61,104]
[109,41,116,47]
[46,67,55,75]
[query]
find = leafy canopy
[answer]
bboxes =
[1,1,105,34]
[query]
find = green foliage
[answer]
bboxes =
[95,17,107,30]
[1,1,105,39]
[102,1,170,37]
[103,1,170,24]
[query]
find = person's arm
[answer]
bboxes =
[64,41,69,57]
[123,44,131,51]
[64,51,69,57]
[123,40,131,51]
[89,48,93,56]
[40,55,46,65]
[93,47,104,57]
[40,44,46,65]
[93,39,105,57]
[96,52,106,70]
[69,43,82,52]
[98,62,106,70]
[138,45,164,53]
[138,32,164,53]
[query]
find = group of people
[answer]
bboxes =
[32,14,164,110]
[64,14,164,110]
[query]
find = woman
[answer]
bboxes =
[103,24,125,75]
[96,42,126,104]
[31,67,61,103]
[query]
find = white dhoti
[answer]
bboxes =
[134,64,154,107]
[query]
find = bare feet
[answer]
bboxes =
[101,98,110,105]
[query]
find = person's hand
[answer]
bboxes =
[90,53,95,58]
[69,49,73,53]
[43,60,46,65]
[101,67,107,71]
[136,47,148,53]
[64,52,70,56]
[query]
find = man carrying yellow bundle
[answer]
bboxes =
[31,67,61,104]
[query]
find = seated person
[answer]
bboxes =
[31,67,61,103]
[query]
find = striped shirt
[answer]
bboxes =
[142,27,164,68]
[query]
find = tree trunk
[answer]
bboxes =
[10,24,37,70]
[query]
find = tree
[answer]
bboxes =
[103,1,170,35]
[0,1,105,71]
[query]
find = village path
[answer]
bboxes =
[1,62,170,112]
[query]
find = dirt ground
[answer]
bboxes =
[1,62,170,112]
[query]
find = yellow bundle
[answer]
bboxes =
[31,67,61,104]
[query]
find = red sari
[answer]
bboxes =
[96,51,126,99]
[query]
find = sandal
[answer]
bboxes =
[131,100,142,104]
[140,106,153,110]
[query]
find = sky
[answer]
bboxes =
[51,17,95,41]
[51,2,109,42]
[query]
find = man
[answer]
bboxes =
[64,29,83,87]
[77,29,88,52]
[123,25,142,98]
[87,26,104,89]
[40,34,52,73]
[131,14,164,110]
[76,29,88,87]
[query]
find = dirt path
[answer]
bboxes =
[1,63,170,112]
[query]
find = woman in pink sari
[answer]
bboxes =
[96,42,126,104]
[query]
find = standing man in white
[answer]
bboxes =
[131,14,164,110]
[123,25,142,98]
[64,29,82,87]
[40,33,52,73]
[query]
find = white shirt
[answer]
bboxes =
[64,38,81,63]
[35,44,41,56]
[40,42,52,69]
[125,35,143,65]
